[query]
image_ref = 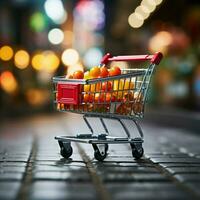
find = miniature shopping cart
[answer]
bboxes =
[53,52,162,161]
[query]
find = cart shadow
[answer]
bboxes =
[55,158,74,165]
[55,157,147,167]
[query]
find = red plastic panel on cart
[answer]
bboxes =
[57,83,80,105]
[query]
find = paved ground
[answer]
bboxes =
[0,112,200,200]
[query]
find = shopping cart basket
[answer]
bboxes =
[53,52,163,161]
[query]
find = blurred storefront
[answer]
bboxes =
[0,0,200,118]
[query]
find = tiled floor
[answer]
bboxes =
[0,113,200,200]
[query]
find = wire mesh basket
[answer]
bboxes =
[53,52,162,119]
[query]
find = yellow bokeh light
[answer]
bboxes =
[32,53,44,71]
[134,12,144,21]
[32,51,60,72]
[26,88,50,106]
[128,0,163,29]
[0,71,18,93]
[141,0,157,13]
[0,45,14,61]
[61,48,79,66]
[128,13,144,28]
[135,6,150,19]
[154,0,163,5]
[14,50,30,69]
[43,51,60,73]
[140,5,151,14]
[146,0,157,6]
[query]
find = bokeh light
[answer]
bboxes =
[42,51,60,73]
[48,28,64,45]
[74,0,105,31]
[146,0,157,6]
[14,50,30,69]
[149,31,173,54]
[0,71,18,94]
[44,0,67,24]
[32,51,60,72]
[128,13,144,28]
[141,0,157,12]
[135,6,150,19]
[30,12,46,32]
[128,0,164,29]
[0,45,14,61]
[83,47,103,67]
[154,0,163,5]
[26,88,50,106]
[61,49,79,66]
[32,53,44,71]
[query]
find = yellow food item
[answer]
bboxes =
[113,80,122,90]
[84,71,90,79]
[84,83,100,92]
[124,80,134,90]
[113,80,123,99]
[84,84,90,92]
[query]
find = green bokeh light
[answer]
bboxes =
[30,12,47,32]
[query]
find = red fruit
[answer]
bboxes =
[83,94,94,103]
[101,81,112,91]
[73,70,84,79]
[109,66,121,76]
[94,93,105,102]
[100,66,109,77]
[105,93,116,102]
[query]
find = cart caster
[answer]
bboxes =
[131,143,144,160]
[132,147,143,159]
[94,149,107,161]
[59,141,73,159]
[93,144,108,161]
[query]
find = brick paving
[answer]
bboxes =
[0,113,200,200]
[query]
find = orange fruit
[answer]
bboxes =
[100,66,109,77]
[89,66,100,78]
[73,70,84,79]
[109,66,121,76]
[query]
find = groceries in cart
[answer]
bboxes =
[56,64,143,116]
[54,52,163,161]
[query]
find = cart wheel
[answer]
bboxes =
[94,150,107,161]
[132,146,144,160]
[60,145,73,159]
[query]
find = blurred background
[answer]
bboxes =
[0,0,200,119]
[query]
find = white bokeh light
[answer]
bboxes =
[128,13,144,28]
[48,28,64,45]
[61,49,79,66]
[83,47,103,68]
[44,0,67,24]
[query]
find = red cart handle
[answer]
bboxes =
[101,52,163,65]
